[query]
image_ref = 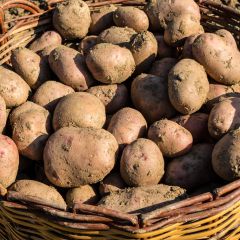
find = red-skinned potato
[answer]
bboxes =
[78,35,98,55]
[181,34,199,59]
[155,35,176,58]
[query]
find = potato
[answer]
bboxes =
[107,107,147,148]
[90,5,117,35]
[32,81,74,111]
[87,84,128,114]
[181,34,199,59]
[0,66,30,108]
[86,43,135,84]
[53,92,105,130]
[97,26,136,48]
[113,7,149,32]
[11,48,52,89]
[99,184,186,213]
[29,31,62,52]
[192,32,240,85]
[165,144,214,189]
[99,172,125,196]
[208,97,240,139]
[0,135,19,188]
[53,0,91,40]
[66,185,99,207]
[120,138,164,187]
[131,74,176,123]
[148,119,193,157]
[78,35,98,55]
[49,45,94,91]
[10,180,66,210]
[168,59,209,114]
[44,127,118,187]
[149,58,177,79]
[38,45,59,64]
[130,31,157,74]
[155,35,176,58]
[212,129,240,181]
[171,113,209,143]
[0,96,7,133]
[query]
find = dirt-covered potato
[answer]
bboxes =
[78,35,98,55]
[130,31,158,74]
[0,96,7,133]
[131,74,176,123]
[87,84,128,114]
[0,66,30,108]
[99,172,125,196]
[212,129,240,181]
[181,34,199,59]
[90,5,117,35]
[192,32,240,85]
[49,45,94,91]
[32,81,74,111]
[113,7,149,32]
[38,45,59,64]
[10,180,66,210]
[168,59,209,114]
[208,97,240,139]
[29,31,62,53]
[53,0,91,40]
[44,127,118,187]
[66,185,99,207]
[107,107,147,148]
[0,135,19,188]
[155,35,176,58]
[53,92,106,130]
[165,144,214,189]
[148,119,193,157]
[120,138,164,187]
[86,43,135,84]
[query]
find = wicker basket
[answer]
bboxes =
[0,0,240,239]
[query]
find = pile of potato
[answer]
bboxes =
[1,0,240,213]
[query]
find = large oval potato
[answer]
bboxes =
[44,127,118,187]
[168,59,209,114]
[148,119,193,157]
[53,92,106,130]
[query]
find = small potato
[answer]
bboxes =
[86,43,135,84]
[0,96,7,133]
[0,66,30,108]
[10,180,66,210]
[113,7,149,32]
[165,144,214,189]
[130,31,158,74]
[107,107,147,148]
[149,58,177,79]
[120,138,164,187]
[78,35,98,55]
[155,35,176,58]
[181,34,199,59]
[11,48,52,89]
[208,97,240,139]
[44,127,118,187]
[53,0,91,40]
[49,45,94,91]
[131,74,176,123]
[29,31,62,52]
[66,185,99,207]
[168,59,209,114]
[90,5,117,35]
[87,84,128,114]
[148,119,193,158]
[53,92,106,130]
[99,172,125,196]
[32,81,74,111]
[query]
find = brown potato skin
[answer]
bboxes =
[0,96,7,133]
[107,107,147,148]
[44,127,118,187]
[49,45,94,91]
[78,35,98,55]
[113,7,149,32]
[155,35,176,59]
[0,66,30,108]
[87,84,128,114]
[32,81,74,112]
[53,92,106,131]
[165,144,214,189]
[131,74,176,123]
[120,138,164,187]
[0,135,19,188]
[86,43,135,84]
[168,59,209,114]
[148,119,193,158]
